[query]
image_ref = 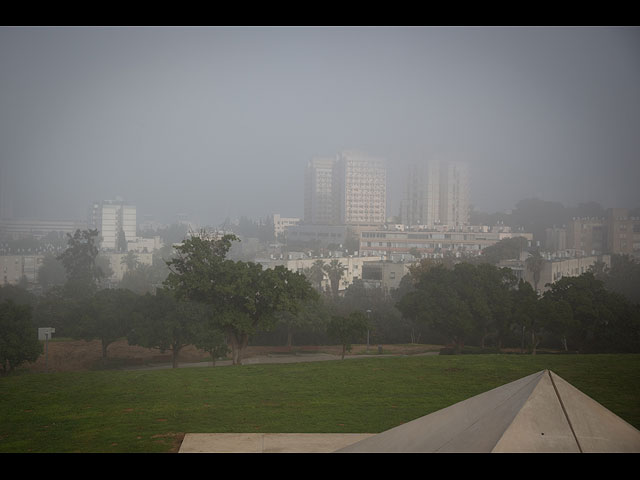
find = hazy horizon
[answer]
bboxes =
[1,26,639,226]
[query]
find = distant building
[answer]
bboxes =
[304,157,337,225]
[358,227,532,259]
[103,252,153,282]
[502,253,610,294]
[567,217,606,255]
[272,214,301,239]
[0,254,44,286]
[256,254,382,294]
[0,218,87,240]
[545,227,568,252]
[303,150,387,227]
[285,224,349,249]
[401,160,440,227]
[361,261,412,295]
[401,158,470,228]
[88,199,136,252]
[606,208,640,257]
[126,236,164,253]
[439,160,470,227]
[334,150,387,226]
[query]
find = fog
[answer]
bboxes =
[1,26,639,225]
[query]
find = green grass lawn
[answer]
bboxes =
[1,353,639,453]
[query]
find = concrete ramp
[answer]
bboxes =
[336,370,640,453]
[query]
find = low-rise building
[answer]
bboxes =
[606,208,640,257]
[256,254,381,294]
[361,261,413,295]
[359,226,533,259]
[285,224,349,249]
[500,253,610,294]
[103,252,153,282]
[0,218,87,240]
[0,254,44,286]
[272,214,301,239]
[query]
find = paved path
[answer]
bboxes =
[124,351,438,371]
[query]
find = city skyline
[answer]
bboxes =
[1,26,639,225]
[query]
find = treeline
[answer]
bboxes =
[257,257,640,355]
[2,229,640,374]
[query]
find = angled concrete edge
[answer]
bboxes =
[336,370,640,453]
[179,433,375,453]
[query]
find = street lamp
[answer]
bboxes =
[366,309,371,352]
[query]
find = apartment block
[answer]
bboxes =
[334,150,387,226]
[359,228,532,259]
[606,208,640,257]
[88,199,137,252]
[303,151,387,227]
[567,217,606,255]
[1,254,44,285]
[273,214,301,239]
[256,254,382,294]
[439,161,470,226]
[401,158,469,228]
[304,157,337,225]
[401,160,440,227]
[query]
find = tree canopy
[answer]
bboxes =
[56,229,104,298]
[0,300,42,375]
[164,232,317,364]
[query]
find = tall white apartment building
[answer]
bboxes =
[304,157,337,224]
[402,160,440,227]
[88,199,137,251]
[334,150,387,226]
[439,161,470,227]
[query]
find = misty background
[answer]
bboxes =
[1,26,639,226]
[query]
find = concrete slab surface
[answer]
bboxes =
[179,433,375,453]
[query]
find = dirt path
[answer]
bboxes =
[22,339,442,373]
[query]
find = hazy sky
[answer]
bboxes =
[1,26,639,225]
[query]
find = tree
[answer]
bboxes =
[37,254,67,291]
[212,263,316,364]
[396,264,473,353]
[116,227,128,253]
[477,264,518,349]
[0,284,37,308]
[594,254,640,306]
[121,250,139,272]
[119,263,156,295]
[510,280,542,354]
[303,259,326,292]
[544,272,640,353]
[129,288,207,368]
[0,300,43,375]
[525,250,546,293]
[323,259,346,297]
[480,236,529,265]
[56,229,104,298]
[164,232,317,364]
[76,288,137,362]
[192,324,229,365]
[326,311,369,359]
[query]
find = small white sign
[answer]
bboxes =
[38,327,55,341]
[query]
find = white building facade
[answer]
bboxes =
[89,199,137,252]
[304,157,337,225]
[334,150,387,226]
